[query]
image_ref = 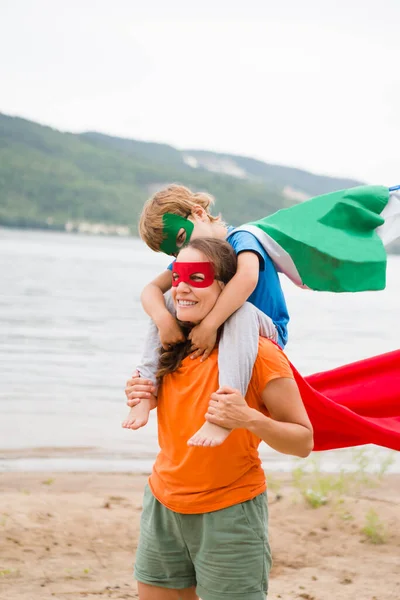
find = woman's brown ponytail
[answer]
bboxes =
[156,321,194,382]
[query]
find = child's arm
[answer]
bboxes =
[189,251,259,359]
[141,270,185,348]
[134,289,177,397]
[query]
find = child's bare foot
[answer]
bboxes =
[122,398,151,430]
[187,422,231,447]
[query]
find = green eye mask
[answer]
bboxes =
[160,213,194,255]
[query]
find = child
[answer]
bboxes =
[122,184,289,447]
[123,182,400,445]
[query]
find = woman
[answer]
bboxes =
[126,237,314,600]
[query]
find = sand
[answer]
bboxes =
[0,472,399,600]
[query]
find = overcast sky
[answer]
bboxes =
[1,0,399,183]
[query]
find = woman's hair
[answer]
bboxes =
[156,237,237,381]
[139,184,220,252]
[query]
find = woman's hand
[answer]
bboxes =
[125,371,156,408]
[188,322,217,361]
[205,386,255,430]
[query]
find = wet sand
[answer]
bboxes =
[0,472,399,600]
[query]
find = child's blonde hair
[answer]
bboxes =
[139,184,220,251]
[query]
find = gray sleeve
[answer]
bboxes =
[218,302,278,396]
[136,291,176,391]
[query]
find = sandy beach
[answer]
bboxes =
[0,472,399,600]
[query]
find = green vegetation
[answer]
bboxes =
[291,449,395,509]
[0,112,363,234]
[0,569,19,578]
[289,449,396,544]
[361,509,386,544]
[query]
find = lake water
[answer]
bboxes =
[1,228,399,473]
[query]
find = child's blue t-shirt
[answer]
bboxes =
[226,228,289,348]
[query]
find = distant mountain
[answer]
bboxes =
[0,112,365,236]
[180,149,361,197]
[81,131,362,199]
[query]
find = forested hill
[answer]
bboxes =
[0,112,363,233]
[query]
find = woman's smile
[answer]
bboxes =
[176,299,198,307]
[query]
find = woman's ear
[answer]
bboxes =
[217,280,225,291]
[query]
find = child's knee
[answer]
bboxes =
[229,303,258,328]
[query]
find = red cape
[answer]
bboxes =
[292,349,400,451]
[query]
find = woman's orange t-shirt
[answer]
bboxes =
[149,337,294,514]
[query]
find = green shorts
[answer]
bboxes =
[134,485,272,600]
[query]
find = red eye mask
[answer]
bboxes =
[171,262,215,288]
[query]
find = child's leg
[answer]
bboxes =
[188,303,277,447]
[123,292,175,430]
[137,290,176,385]
[219,303,277,395]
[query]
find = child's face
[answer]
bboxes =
[171,247,223,324]
[175,216,214,253]
[161,208,214,256]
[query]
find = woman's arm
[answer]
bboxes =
[205,379,313,458]
[125,372,157,408]
[250,377,313,457]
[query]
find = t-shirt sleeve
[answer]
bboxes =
[227,230,266,270]
[252,338,294,395]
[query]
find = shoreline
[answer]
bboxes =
[2,226,400,254]
[1,472,399,600]
[2,445,400,475]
